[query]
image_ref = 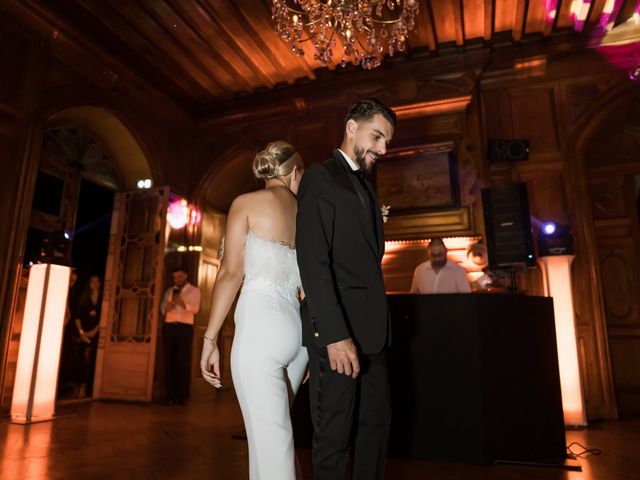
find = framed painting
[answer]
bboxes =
[374,143,460,213]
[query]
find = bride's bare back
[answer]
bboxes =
[245,186,298,247]
[202,141,304,393]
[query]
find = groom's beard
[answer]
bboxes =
[353,145,371,173]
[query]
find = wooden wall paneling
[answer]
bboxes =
[509,86,561,156]
[590,176,630,219]
[589,171,640,415]
[609,337,640,415]
[597,236,640,328]
[564,87,640,420]
[0,21,40,117]
[0,12,47,414]
[194,210,226,384]
[294,120,337,167]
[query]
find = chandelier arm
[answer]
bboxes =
[283,4,404,25]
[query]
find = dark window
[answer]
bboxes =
[32,170,64,216]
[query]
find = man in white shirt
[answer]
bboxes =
[410,238,471,294]
[161,266,201,405]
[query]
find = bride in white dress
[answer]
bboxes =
[200,141,308,480]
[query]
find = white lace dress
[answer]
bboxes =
[231,230,308,480]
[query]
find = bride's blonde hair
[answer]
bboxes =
[252,141,303,180]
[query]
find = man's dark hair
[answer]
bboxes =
[344,98,396,129]
[172,266,188,274]
[428,237,446,249]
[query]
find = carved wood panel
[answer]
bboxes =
[596,237,640,328]
[590,177,630,219]
[0,18,38,116]
[509,88,561,155]
[294,120,337,167]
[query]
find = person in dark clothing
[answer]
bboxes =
[57,268,80,398]
[73,274,102,397]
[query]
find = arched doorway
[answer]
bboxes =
[0,106,162,412]
[193,144,262,388]
[572,85,640,418]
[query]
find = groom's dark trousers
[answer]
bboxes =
[297,150,392,480]
[307,344,390,479]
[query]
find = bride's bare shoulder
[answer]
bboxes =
[230,189,273,210]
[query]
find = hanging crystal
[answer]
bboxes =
[271,0,420,70]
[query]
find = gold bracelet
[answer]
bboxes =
[203,334,217,343]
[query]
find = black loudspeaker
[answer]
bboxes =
[487,139,530,164]
[482,183,535,268]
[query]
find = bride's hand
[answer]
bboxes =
[201,339,222,389]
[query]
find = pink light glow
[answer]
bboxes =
[167,199,202,230]
[167,199,189,229]
[570,0,592,31]
[545,0,559,25]
[599,0,624,30]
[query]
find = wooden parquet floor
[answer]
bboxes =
[1,381,638,480]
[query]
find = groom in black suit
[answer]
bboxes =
[296,98,396,479]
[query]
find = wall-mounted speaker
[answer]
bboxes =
[482,183,535,268]
[487,140,530,164]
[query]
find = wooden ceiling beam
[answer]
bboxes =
[191,0,277,89]
[233,0,316,81]
[588,0,610,26]
[74,0,208,101]
[419,0,438,50]
[453,0,466,46]
[513,0,530,42]
[543,0,563,35]
[131,1,237,96]
[484,0,495,41]
[103,1,225,99]
[161,0,262,92]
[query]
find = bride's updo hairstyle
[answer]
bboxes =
[252,141,302,180]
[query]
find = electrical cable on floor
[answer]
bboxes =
[566,441,602,459]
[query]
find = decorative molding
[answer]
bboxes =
[383,207,474,240]
[392,96,473,120]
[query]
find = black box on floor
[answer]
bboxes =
[292,293,566,465]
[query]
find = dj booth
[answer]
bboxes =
[292,293,566,464]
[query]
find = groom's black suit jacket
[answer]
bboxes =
[296,150,390,354]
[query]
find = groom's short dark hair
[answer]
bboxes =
[345,98,396,129]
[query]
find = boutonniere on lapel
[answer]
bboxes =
[381,205,390,223]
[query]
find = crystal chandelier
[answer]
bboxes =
[272,0,420,70]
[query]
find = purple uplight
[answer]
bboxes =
[542,222,557,236]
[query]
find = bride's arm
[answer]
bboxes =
[201,196,248,387]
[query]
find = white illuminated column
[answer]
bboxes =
[11,264,70,424]
[537,255,587,426]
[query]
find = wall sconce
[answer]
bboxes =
[11,264,70,424]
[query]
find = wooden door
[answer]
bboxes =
[93,187,169,401]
